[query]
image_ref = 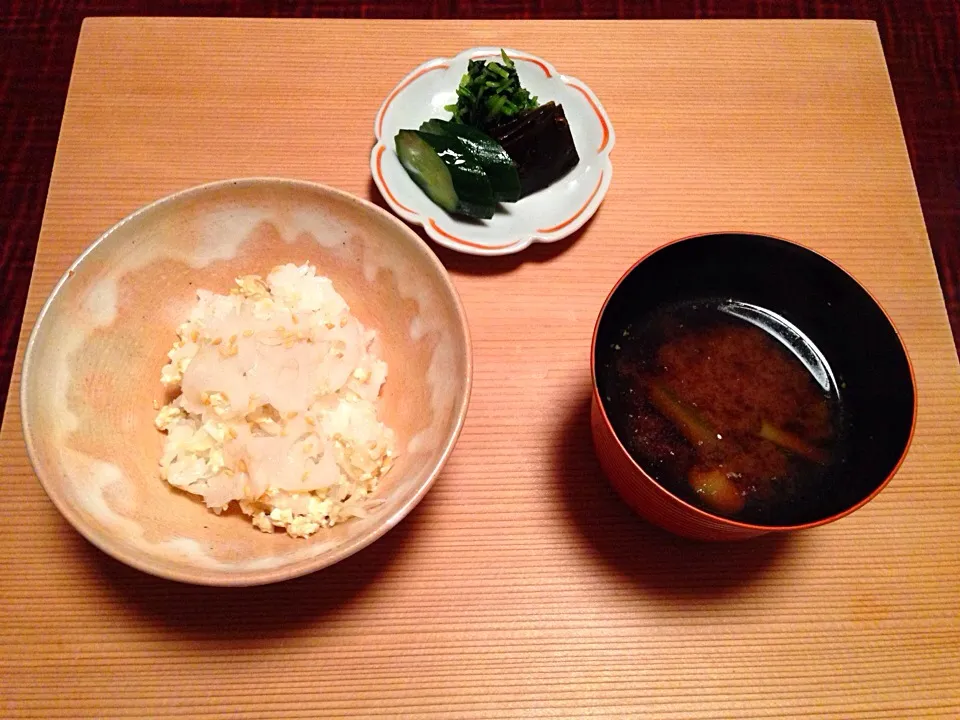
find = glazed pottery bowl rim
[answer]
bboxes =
[590,230,918,533]
[20,176,474,586]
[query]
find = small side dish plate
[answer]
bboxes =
[371,47,615,256]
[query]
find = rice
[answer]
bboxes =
[154,262,396,538]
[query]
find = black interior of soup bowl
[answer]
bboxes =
[594,233,916,527]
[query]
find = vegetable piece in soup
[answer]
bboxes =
[607,300,843,524]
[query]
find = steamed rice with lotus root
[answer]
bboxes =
[154,262,396,538]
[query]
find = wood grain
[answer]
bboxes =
[1,18,959,719]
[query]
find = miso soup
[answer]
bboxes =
[604,299,846,524]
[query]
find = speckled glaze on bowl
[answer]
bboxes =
[21,178,472,586]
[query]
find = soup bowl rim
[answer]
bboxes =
[590,230,918,532]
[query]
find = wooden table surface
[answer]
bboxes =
[3,2,960,427]
[1,18,959,719]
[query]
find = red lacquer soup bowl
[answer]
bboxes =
[590,233,916,541]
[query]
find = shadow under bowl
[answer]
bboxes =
[590,233,916,541]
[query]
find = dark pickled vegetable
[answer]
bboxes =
[489,101,580,197]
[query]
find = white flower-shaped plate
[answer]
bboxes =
[371,47,615,256]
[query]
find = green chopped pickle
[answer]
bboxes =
[444,50,539,131]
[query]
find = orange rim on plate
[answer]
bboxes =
[427,219,519,251]
[566,82,610,153]
[375,146,414,215]
[376,63,448,138]
[536,171,604,234]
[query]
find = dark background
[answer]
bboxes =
[2,1,958,420]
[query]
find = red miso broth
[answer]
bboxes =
[604,299,845,524]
